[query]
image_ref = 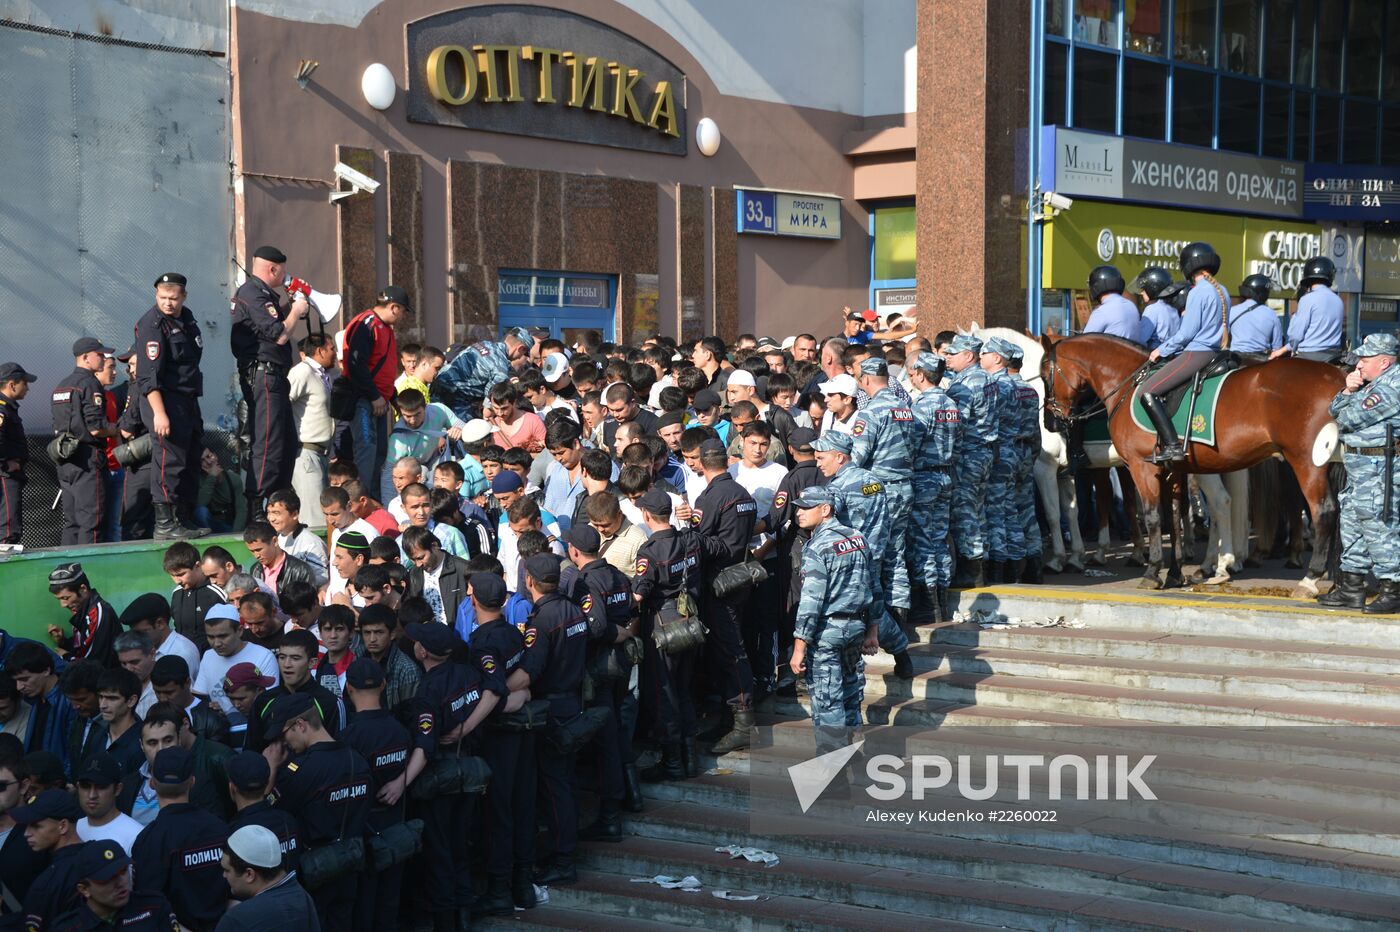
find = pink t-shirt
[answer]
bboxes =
[492,411,546,451]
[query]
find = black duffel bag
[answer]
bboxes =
[299,837,366,890]
[544,706,611,756]
[46,432,81,465]
[408,754,491,802]
[587,635,643,682]
[711,559,769,599]
[490,698,550,732]
[328,377,360,421]
[112,433,153,468]
[366,818,424,870]
[653,602,708,655]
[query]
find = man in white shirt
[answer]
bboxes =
[728,421,788,557]
[819,374,860,435]
[320,487,379,600]
[287,334,336,528]
[191,605,279,714]
[494,477,566,591]
[118,592,201,683]
[74,753,144,851]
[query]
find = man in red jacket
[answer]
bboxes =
[343,286,405,489]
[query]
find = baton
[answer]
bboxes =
[1386,424,1395,524]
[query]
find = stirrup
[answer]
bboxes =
[1147,443,1184,464]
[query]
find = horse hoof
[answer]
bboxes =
[1164,574,1186,589]
[1186,570,1206,585]
[1243,557,1262,569]
[1045,561,1063,574]
[1123,556,1145,568]
[1139,575,1164,591]
[1285,559,1303,570]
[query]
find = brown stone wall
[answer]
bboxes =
[386,152,426,344]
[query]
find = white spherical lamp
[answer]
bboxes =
[362,63,397,111]
[696,117,721,157]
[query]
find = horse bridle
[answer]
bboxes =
[1042,338,1153,426]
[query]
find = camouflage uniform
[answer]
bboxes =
[983,364,1019,563]
[1330,341,1400,582]
[849,360,916,612]
[907,368,960,587]
[946,339,999,560]
[435,339,512,419]
[1005,366,1043,562]
[793,487,873,755]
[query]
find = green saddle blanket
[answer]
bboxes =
[1129,369,1236,448]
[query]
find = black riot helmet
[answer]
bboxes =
[1238,274,1273,305]
[1134,266,1174,300]
[1159,280,1191,313]
[1088,265,1127,302]
[1179,241,1221,278]
[1298,256,1336,290]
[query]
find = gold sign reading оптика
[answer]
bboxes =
[425,43,680,138]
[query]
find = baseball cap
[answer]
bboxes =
[252,245,287,263]
[153,272,187,288]
[949,333,983,354]
[377,285,413,312]
[10,789,83,825]
[1356,333,1400,357]
[225,751,272,793]
[636,487,672,516]
[787,427,818,452]
[861,309,878,322]
[222,662,275,694]
[468,573,506,610]
[491,471,524,494]
[726,369,756,388]
[793,485,838,509]
[150,655,191,685]
[152,747,195,785]
[119,592,170,627]
[693,389,722,411]
[698,438,727,457]
[781,335,797,351]
[72,337,114,357]
[858,358,889,377]
[0,362,37,383]
[845,310,865,322]
[461,419,493,444]
[74,753,123,787]
[71,840,131,882]
[564,524,601,554]
[48,563,86,589]
[261,693,316,738]
[524,553,561,586]
[204,603,240,625]
[404,622,459,657]
[818,374,859,397]
[346,658,386,691]
[541,352,569,383]
[227,825,284,870]
[813,432,855,455]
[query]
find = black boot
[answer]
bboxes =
[580,804,624,842]
[622,762,644,813]
[1023,555,1044,584]
[175,505,210,537]
[512,864,538,909]
[697,710,731,744]
[935,586,951,623]
[475,875,513,917]
[152,504,188,541]
[1141,394,1184,464]
[534,857,577,885]
[950,557,983,589]
[681,738,701,778]
[1365,579,1400,614]
[248,498,267,526]
[891,650,914,679]
[1008,558,1027,585]
[709,709,755,755]
[431,909,457,932]
[1318,571,1368,609]
[641,743,685,782]
[987,561,1006,584]
[909,584,936,624]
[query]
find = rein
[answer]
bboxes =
[1043,339,1153,426]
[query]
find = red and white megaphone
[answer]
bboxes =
[285,277,343,323]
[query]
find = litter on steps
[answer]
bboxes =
[952,610,1087,630]
[714,891,768,901]
[715,844,781,867]
[631,875,703,891]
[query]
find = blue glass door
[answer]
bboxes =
[498,271,616,342]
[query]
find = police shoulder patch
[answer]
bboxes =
[581,594,593,612]
[480,655,497,674]
[773,491,788,509]
[146,341,160,361]
[634,557,650,576]
[851,420,866,436]
[1363,393,1382,409]
[417,713,433,734]
[524,629,537,647]
[265,303,278,317]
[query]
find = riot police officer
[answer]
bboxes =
[631,487,703,781]
[906,352,959,620]
[53,337,117,545]
[850,358,915,621]
[1136,266,1180,348]
[136,273,208,540]
[1273,257,1345,362]
[231,246,309,522]
[1229,274,1283,360]
[0,362,37,544]
[980,340,1020,582]
[1321,333,1400,613]
[945,333,998,586]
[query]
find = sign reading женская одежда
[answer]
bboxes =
[407,4,686,155]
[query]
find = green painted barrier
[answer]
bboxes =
[0,536,260,643]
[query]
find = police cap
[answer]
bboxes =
[345,658,386,690]
[524,553,561,586]
[0,362,37,383]
[636,487,672,516]
[72,840,131,882]
[71,338,114,358]
[225,750,272,793]
[468,572,507,610]
[260,693,317,738]
[564,524,601,554]
[858,357,888,377]
[812,431,854,455]
[152,746,195,785]
[948,334,982,355]
[793,486,837,510]
[252,245,287,263]
[10,788,83,825]
[1356,333,1399,358]
[153,273,187,289]
[786,427,818,452]
[404,622,460,658]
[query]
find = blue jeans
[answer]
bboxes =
[192,505,234,534]
[103,469,124,542]
[351,398,388,490]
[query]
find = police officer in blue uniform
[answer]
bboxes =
[1229,274,1283,360]
[1083,266,1144,341]
[1273,257,1345,362]
[519,553,589,887]
[230,246,309,522]
[631,487,703,781]
[135,273,208,540]
[11,789,89,932]
[49,841,180,932]
[53,337,117,545]
[945,333,998,586]
[907,352,959,620]
[403,621,493,932]
[980,339,1020,581]
[0,362,37,544]
[1136,267,1181,349]
[463,574,539,915]
[264,693,371,932]
[226,751,300,874]
[849,358,916,622]
[434,328,534,420]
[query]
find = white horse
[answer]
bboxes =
[974,325,1243,581]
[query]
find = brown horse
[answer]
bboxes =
[1041,333,1345,590]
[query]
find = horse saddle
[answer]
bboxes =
[1131,351,1241,447]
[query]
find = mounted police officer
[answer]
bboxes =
[1229,274,1283,360]
[1135,266,1180,349]
[906,352,958,620]
[945,333,998,586]
[1083,266,1145,342]
[1321,333,1400,614]
[1272,257,1345,362]
[1141,242,1230,464]
[136,273,208,540]
[231,246,309,523]
[53,337,117,545]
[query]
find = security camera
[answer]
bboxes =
[330,161,379,203]
[1044,192,1073,212]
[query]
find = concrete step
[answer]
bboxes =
[616,798,1400,928]
[927,622,1400,677]
[476,905,679,931]
[575,832,1325,931]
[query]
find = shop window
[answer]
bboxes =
[1220,0,1260,76]
[1347,0,1382,97]
[1314,93,1340,161]
[1073,47,1118,132]
[1386,6,1400,101]
[1074,0,1118,48]
[1263,0,1294,83]
[1123,58,1168,139]
[1344,99,1379,164]
[1218,77,1261,152]
[1383,107,1400,166]
[1173,67,1216,146]
[1296,0,1316,86]
[1261,84,1292,157]
[1315,5,1343,91]
[1047,0,1071,38]
[1175,0,1216,67]
[1125,0,1167,56]
[1045,41,1068,126]
[873,206,916,282]
[1293,89,1312,159]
